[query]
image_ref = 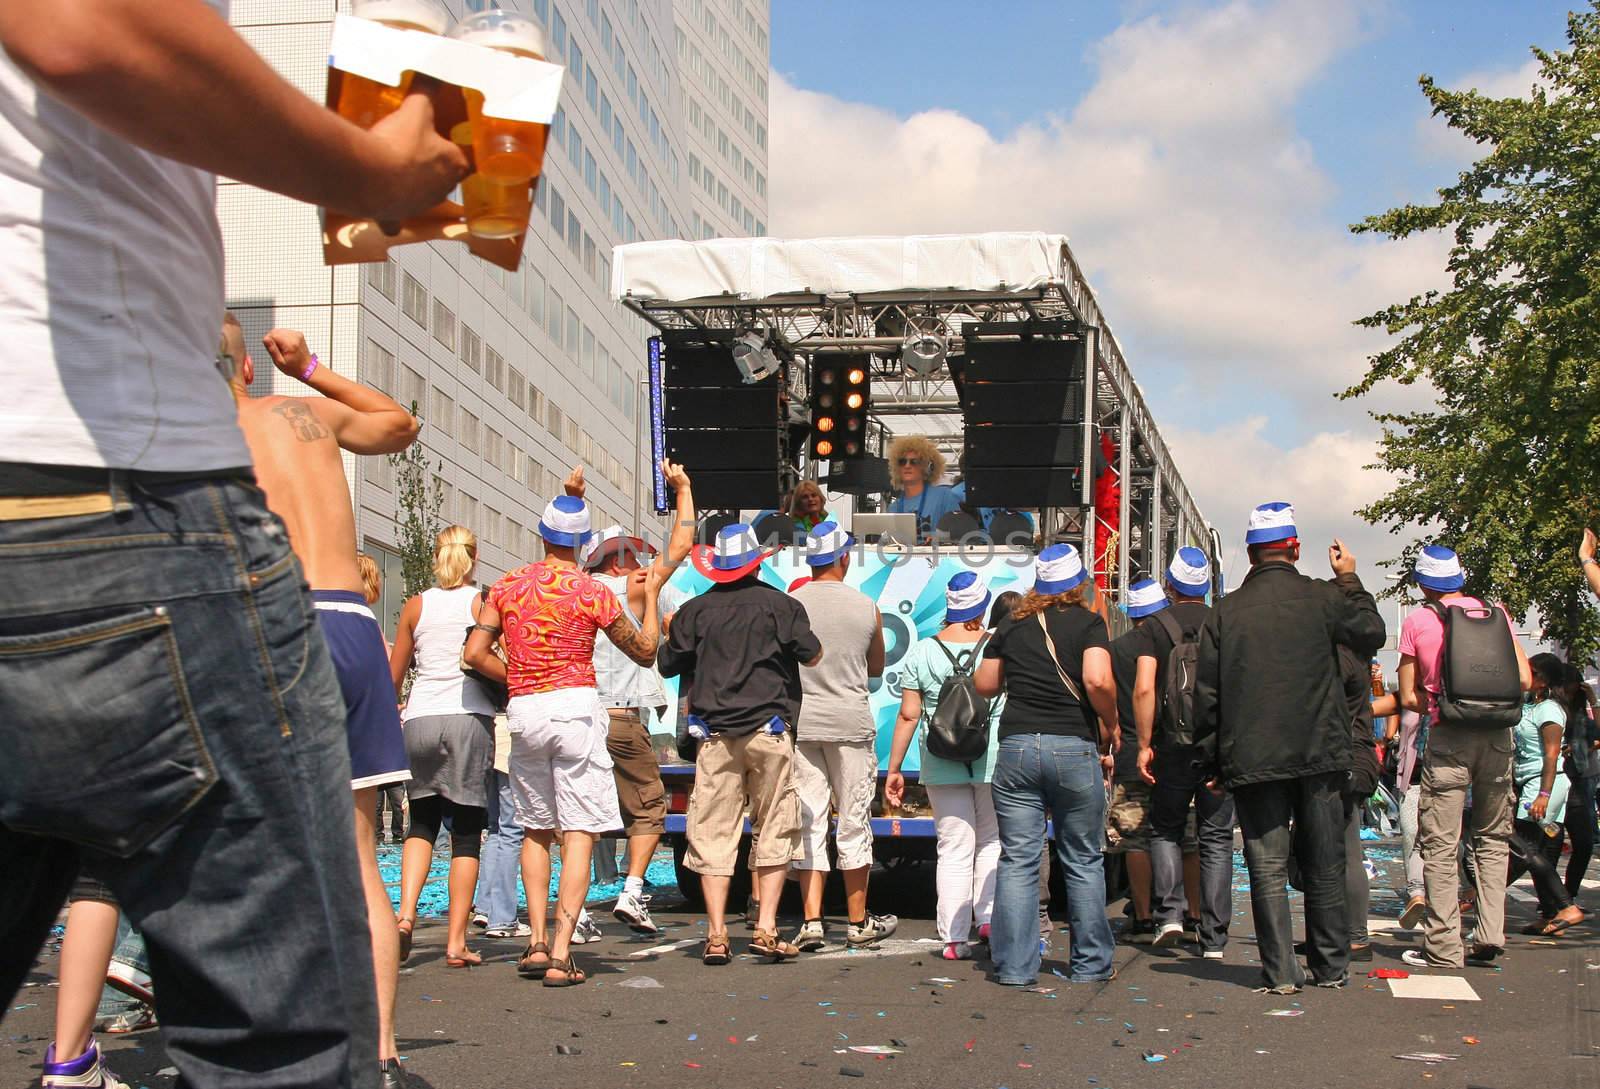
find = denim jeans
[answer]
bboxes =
[97,913,152,1019]
[1233,771,1348,989]
[990,734,1114,984]
[1343,791,1370,944]
[476,769,525,927]
[1149,780,1235,951]
[0,473,378,1088]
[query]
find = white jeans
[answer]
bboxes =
[791,739,876,871]
[926,782,1000,943]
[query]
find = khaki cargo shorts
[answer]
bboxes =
[684,728,801,877]
[606,709,667,836]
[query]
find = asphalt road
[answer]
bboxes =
[8,841,1599,1089]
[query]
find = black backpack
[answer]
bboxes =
[925,636,991,767]
[1148,609,1203,748]
[1424,600,1522,728]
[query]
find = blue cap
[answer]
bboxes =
[1245,501,1297,546]
[1125,578,1169,619]
[1034,542,1088,595]
[803,521,854,568]
[1167,546,1211,597]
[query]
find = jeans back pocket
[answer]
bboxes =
[0,605,218,856]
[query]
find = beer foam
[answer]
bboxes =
[352,0,450,34]
[450,10,546,58]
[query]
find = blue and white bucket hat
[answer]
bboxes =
[1033,542,1089,595]
[1245,501,1297,546]
[538,494,594,548]
[690,523,771,583]
[1166,546,1211,597]
[1413,544,1466,593]
[1125,577,1169,619]
[803,520,854,568]
[945,570,991,624]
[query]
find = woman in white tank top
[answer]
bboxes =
[387,526,498,968]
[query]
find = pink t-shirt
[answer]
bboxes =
[1397,596,1515,715]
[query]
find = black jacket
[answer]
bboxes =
[1194,564,1385,789]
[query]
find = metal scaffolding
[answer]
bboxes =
[616,237,1215,602]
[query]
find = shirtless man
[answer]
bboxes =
[224,317,419,1089]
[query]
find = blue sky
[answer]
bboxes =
[765,0,1577,577]
[773,1,1572,228]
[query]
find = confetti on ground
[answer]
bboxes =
[1264,1009,1303,1017]
[616,976,663,989]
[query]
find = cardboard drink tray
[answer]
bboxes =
[321,14,565,271]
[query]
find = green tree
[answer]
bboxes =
[1344,6,1600,659]
[389,404,446,601]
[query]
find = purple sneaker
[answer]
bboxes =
[42,1037,130,1088]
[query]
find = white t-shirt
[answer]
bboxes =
[0,0,251,471]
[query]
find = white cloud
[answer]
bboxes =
[1164,417,1398,587]
[768,0,1451,566]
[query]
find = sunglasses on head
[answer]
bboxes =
[897,457,922,466]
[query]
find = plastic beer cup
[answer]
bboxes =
[449,10,549,185]
[337,0,452,128]
[453,123,531,239]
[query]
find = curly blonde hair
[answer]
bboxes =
[887,434,946,486]
[432,525,478,590]
[1010,586,1091,621]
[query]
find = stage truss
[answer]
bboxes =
[617,243,1218,601]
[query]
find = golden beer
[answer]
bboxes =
[336,0,451,129]
[453,123,531,239]
[450,11,549,185]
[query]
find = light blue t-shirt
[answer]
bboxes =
[1514,697,1570,823]
[889,485,963,538]
[900,635,1003,785]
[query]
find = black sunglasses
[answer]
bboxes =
[897,457,922,466]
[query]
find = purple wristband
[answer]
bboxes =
[300,353,319,382]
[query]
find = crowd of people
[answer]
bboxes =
[3,7,1598,1088]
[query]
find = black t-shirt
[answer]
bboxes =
[1110,627,1152,782]
[657,578,822,735]
[985,604,1110,742]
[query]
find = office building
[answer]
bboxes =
[223,0,770,628]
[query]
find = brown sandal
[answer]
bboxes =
[542,955,587,987]
[703,932,732,966]
[749,929,798,962]
[397,917,415,964]
[517,942,552,978]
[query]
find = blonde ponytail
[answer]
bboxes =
[433,525,478,589]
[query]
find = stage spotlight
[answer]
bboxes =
[731,325,781,384]
[901,331,947,377]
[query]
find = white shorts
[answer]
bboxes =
[506,687,622,834]
[791,738,877,872]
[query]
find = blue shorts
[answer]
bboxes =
[313,590,410,790]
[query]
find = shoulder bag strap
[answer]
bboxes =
[1150,608,1183,645]
[1036,611,1086,704]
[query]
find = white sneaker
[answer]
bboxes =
[483,922,533,939]
[42,1039,130,1089]
[470,911,489,929]
[793,919,827,952]
[570,911,603,945]
[1401,948,1456,970]
[613,889,660,934]
[1151,922,1185,948]
[846,913,898,946]
[942,941,973,961]
[105,957,153,1004]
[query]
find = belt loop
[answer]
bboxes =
[108,469,134,517]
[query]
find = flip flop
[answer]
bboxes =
[1538,914,1583,937]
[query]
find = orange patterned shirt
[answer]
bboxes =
[488,561,623,696]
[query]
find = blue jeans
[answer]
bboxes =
[0,473,378,1088]
[990,733,1115,983]
[476,769,524,927]
[1234,771,1348,989]
[97,913,151,1019]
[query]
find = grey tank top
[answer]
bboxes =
[792,579,878,743]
